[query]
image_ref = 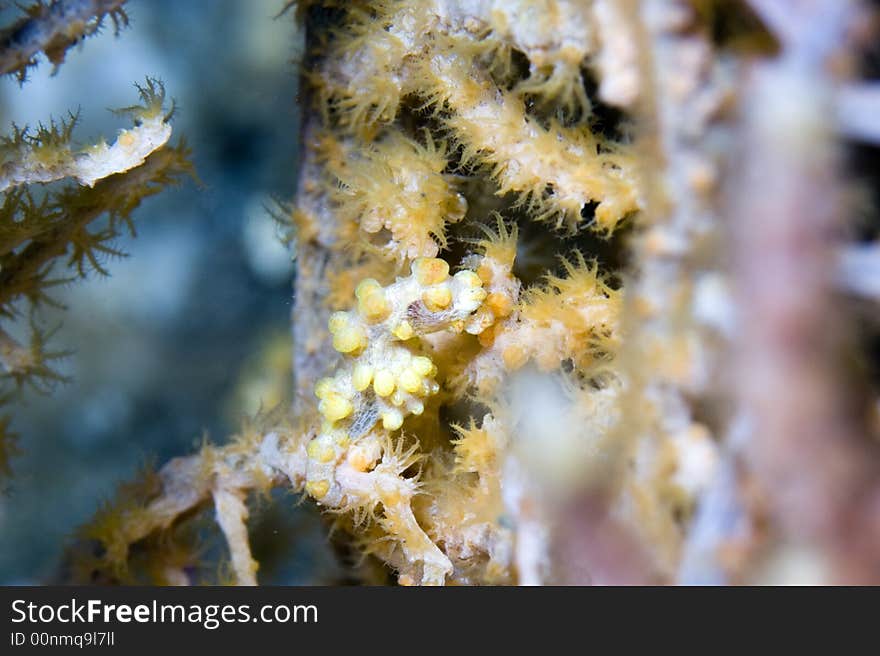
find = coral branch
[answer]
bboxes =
[421,51,639,231]
[79,419,308,585]
[0,0,129,81]
[0,80,172,192]
[730,0,880,583]
[213,487,259,586]
[0,141,191,310]
[319,0,641,232]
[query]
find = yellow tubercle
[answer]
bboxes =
[411,356,435,377]
[332,324,368,354]
[382,409,404,431]
[355,278,382,299]
[319,393,354,422]
[356,278,389,321]
[359,294,389,322]
[373,369,396,397]
[422,286,452,311]
[399,368,423,394]
[454,270,482,288]
[486,292,513,318]
[328,312,349,334]
[392,320,414,341]
[412,257,450,286]
[307,438,336,464]
[478,326,496,348]
[305,480,330,500]
[461,287,487,307]
[352,363,374,391]
[314,377,335,399]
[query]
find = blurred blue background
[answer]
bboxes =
[0,0,339,583]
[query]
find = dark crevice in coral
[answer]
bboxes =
[442,174,633,287]
[394,93,447,145]
[844,141,880,243]
[489,46,531,91]
[324,516,393,585]
[581,67,629,142]
[691,0,779,55]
